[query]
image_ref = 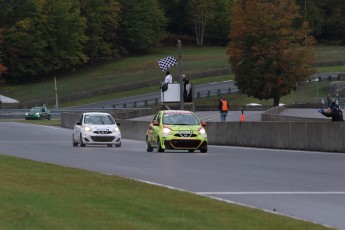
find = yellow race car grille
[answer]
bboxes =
[169,139,202,149]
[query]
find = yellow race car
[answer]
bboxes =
[146,110,208,153]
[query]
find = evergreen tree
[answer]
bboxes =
[118,0,167,53]
[0,0,48,83]
[204,0,233,46]
[0,0,87,83]
[80,0,121,65]
[317,0,345,44]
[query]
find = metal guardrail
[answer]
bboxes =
[0,87,237,117]
[111,87,238,109]
[0,107,149,118]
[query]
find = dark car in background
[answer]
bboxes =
[25,106,51,120]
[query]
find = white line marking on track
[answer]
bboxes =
[113,177,335,229]
[197,191,345,195]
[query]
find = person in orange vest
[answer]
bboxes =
[218,97,229,122]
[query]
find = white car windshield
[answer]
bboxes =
[84,115,115,125]
[162,113,199,125]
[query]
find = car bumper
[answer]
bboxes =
[163,137,207,150]
[25,116,40,120]
[81,132,121,145]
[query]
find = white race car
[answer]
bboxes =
[72,112,121,147]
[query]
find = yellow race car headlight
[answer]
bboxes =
[198,127,206,135]
[163,127,172,135]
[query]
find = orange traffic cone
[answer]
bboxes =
[240,110,245,122]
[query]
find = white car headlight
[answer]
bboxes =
[114,126,120,132]
[163,127,172,135]
[198,127,206,135]
[35,112,40,116]
[84,126,92,132]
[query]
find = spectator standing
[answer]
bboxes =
[319,99,344,121]
[218,97,229,122]
[183,74,192,102]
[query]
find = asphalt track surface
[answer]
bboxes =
[1,122,345,229]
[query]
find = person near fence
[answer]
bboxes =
[218,97,229,122]
[319,99,344,121]
[183,74,192,102]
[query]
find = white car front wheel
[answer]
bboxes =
[72,134,78,147]
[80,134,86,147]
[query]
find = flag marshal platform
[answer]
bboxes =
[161,83,180,103]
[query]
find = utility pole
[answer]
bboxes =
[178,40,184,110]
[54,76,59,109]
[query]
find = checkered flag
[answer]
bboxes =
[157,56,177,72]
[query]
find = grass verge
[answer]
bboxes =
[0,119,61,126]
[0,155,332,230]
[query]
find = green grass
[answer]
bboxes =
[315,45,345,62]
[1,45,344,107]
[18,119,61,126]
[0,155,332,230]
[194,81,330,106]
[0,119,61,126]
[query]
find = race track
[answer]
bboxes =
[1,122,345,229]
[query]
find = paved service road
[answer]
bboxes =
[1,122,345,229]
[68,81,237,109]
[128,111,264,122]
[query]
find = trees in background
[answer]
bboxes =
[0,28,7,81]
[316,1,345,44]
[0,0,166,83]
[227,0,315,106]
[158,0,190,37]
[204,0,232,46]
[118,0,167,53]
[0,0,87,83]
[80,0,121,65]
[295,0,345,44]
[159,0,233,46]
[0,0,343,84]
[186,0,215,46]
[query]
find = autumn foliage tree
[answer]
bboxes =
[227,0,315,106]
